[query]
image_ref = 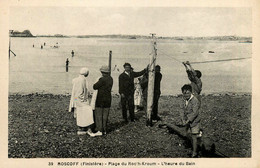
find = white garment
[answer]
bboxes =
[76,101,94,127]
[125,71,130,76]
[185,94,194,106]
[69,75,89,112]
[134,79,143,106]
[91,90,98,110]
[69,75,94,127]
[90,77,101,110]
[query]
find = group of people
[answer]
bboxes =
[69,65,113,136]
[118,63,163,123]
[68,62,162,136]
[68,60,202,157]
[32,42,59,49]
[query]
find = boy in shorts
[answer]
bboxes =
[180,84,201,157]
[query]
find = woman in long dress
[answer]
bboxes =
[69,67,94,135]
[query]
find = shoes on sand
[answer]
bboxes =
[89,131,103,137]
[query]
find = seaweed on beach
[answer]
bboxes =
[8,93,251,158]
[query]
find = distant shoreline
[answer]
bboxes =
[10,35,252,42]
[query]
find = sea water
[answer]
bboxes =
[9,37,251,95]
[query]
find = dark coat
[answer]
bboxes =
[141,72,162,96]
[180,96,200,127]
[154,72,162,95]
[186,70,202,95]
[119,69,146,97]
[93,75,113,108]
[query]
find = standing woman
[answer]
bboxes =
[92,65,113,136]
[69,67,94,135]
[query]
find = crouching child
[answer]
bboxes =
[180,84,201,157]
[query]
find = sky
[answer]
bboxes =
[9,7,252,37]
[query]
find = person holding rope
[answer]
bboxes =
[119,63,148,123]
[183,61,202,104]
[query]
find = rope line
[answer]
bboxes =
[190,57,251,64]
[157,49,182,63]
[157,48,251,64]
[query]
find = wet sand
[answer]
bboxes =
[8,93,251,158]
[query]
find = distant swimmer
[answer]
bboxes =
[66,58,69,72]
[53,42,59,48]
[71,50,74,57]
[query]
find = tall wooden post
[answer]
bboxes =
[9,37,10,59]
[9,30,12,59]
[9,30,16,58]
[109,50,112,75]
[146,34,157,126]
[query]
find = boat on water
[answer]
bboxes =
[129,36,136,39]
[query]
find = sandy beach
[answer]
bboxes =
[8,93,251,158]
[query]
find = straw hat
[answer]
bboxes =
[79,67,89,75]
[100,65,110,73]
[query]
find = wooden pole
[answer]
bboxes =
[9,37,10,59]
[109,50,112,75]
[146,34,157,126]
[9,30,12,59]
[9,30,16,58]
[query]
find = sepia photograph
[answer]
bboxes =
[1,1,259,167]
[7,6,252,159]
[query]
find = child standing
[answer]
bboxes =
[180,84,201,157]
[134,77,143,113]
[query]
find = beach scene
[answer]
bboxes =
[8,7,252,159]
[9,37,251,95]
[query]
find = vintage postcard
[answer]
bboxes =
[0,0,259,168]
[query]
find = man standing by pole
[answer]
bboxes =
[119,63,147,123]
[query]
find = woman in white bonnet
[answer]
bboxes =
[69,67,94,135]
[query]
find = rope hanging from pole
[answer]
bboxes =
[189,57,251,64]
[157,49,182,63]
[157,48,251,65]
